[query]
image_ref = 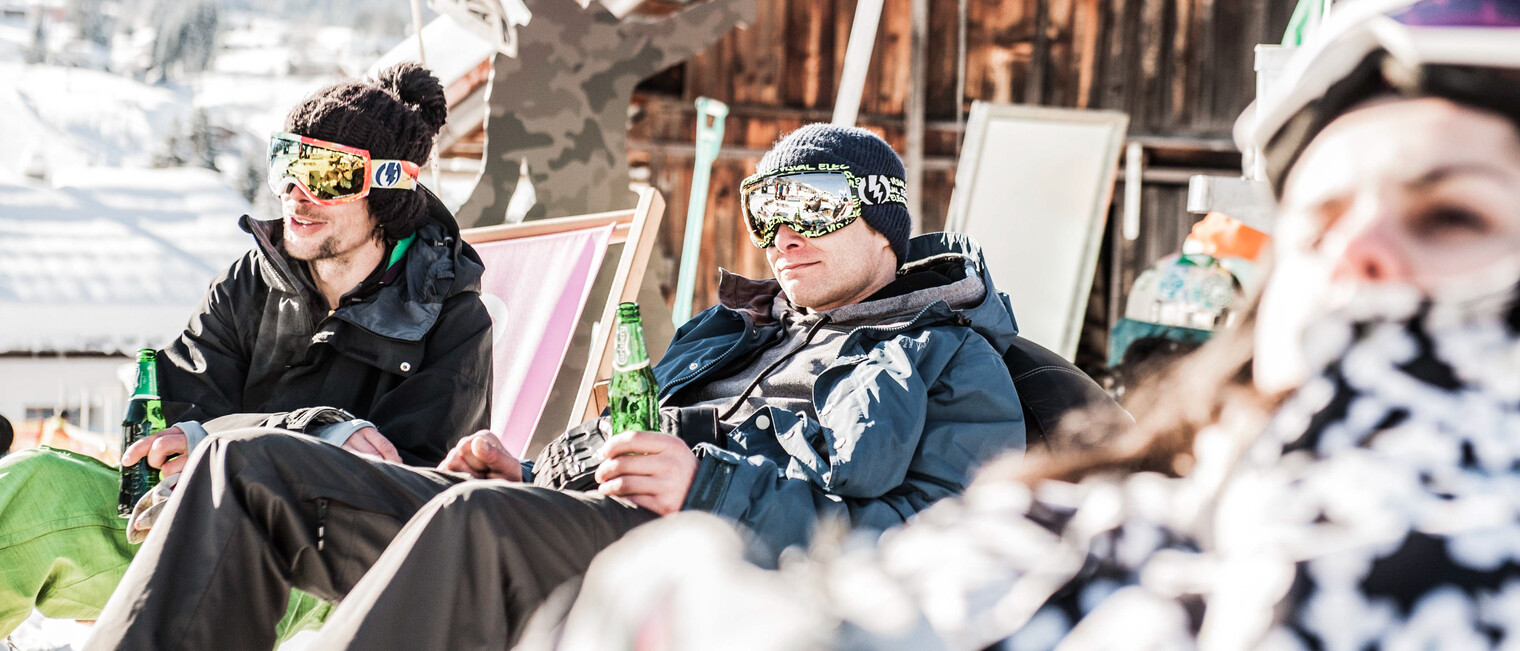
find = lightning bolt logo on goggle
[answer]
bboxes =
[374,161,405,188]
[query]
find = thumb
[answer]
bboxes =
[470,434,504,461]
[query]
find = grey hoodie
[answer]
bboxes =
[686,253,988,431]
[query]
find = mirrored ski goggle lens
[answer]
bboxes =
[743,173,858,243]
[267,137,368,201]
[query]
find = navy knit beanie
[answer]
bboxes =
[285,63,448,242]
[756,124,912,264]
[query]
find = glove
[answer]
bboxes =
[531,409,710,492]
[531,418,612,491]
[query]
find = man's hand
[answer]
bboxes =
[123,427,188,476]
[343,426,402,464]
[439,431,522,481]
[594,431,696,515]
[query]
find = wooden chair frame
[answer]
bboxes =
[461,188,666,449]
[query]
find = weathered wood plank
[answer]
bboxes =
[625,0,1294,333]
[784,0,835,108]
[1138,0,1168,130]
[1073,0,1100,109]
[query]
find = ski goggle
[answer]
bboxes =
[1243,0,1520,194]
[1389,0,1520,27]
[266,132,420,205]
[738,166,906,248]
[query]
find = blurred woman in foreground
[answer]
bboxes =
[519,1,1520,648]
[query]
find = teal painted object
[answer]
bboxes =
[672,97,729,326]
[1283,0,1333,45]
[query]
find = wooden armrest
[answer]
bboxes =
[593,381,610,415]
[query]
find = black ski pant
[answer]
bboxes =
[85,429,655,651]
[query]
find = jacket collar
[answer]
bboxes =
[904,232,1020,354]
[713,232,1021,353]
[716,271,785,326]
[239,187,485,343]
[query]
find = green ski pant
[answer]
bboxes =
[0,447,331,642]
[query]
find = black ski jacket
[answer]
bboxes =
[157,190,492,465]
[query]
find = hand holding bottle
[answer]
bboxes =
[122,427,188,476]
[594,430,696,515]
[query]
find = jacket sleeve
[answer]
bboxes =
[357,292,494,466]
[683,332,1025,556]
[156,255,256,426]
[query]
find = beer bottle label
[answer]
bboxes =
[613,328,649,372]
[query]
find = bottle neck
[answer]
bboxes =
[133,352,158,398]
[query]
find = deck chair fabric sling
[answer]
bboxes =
[462,188,666,458]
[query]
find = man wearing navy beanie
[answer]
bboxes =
[753,123,914,264]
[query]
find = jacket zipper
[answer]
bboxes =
[315,498,328,552]
[663,302,965,403]
[249,221,329,334]
[717,315,833,422]
[660,315,761,405]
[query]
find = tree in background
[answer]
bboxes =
[68,0,116,48]
[25,7,46,64]
[154,109,219,171]
[147,0,219,82]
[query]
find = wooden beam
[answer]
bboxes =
[833,0,885,125]
[462,210,637,245]
[569,188,668,428]
[905,0,928,232]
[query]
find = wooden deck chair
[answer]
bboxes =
[461,188,666,457]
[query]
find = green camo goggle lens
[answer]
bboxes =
[739,167,906,248]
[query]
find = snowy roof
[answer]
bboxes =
[0,167,252,354]
[368,16,495,89]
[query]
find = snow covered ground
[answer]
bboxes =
[7,610,320,650]
[0,61,190,174]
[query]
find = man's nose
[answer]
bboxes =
[279,181,316,205]
[773,225,805,250]
[1331,218,1411,285]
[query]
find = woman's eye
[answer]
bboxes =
[1410,206,1491,238]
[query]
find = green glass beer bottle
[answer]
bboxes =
[119,349,165,517]
[608,302,660,434]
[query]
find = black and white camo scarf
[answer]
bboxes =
[1204,283,1520,650]
[827,282,1520,650]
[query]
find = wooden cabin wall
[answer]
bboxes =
[629,0,1293,371]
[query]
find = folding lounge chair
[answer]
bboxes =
[461,188,666,457]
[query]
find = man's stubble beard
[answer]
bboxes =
[282,231,362,263]
[280,238,338,262]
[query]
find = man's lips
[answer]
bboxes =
[776,261,819,274]
[285,214,326,234]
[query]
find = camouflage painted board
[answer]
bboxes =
[455,0,755,227]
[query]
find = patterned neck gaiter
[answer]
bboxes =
[1213,278,1520,649]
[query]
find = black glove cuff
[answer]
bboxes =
[531,419,609,491]
[262,407,358,434]
[662,406,722,449]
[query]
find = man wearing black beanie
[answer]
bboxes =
[130,61,493,470]
[0,63,492,644]
[87,124,1027,651]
